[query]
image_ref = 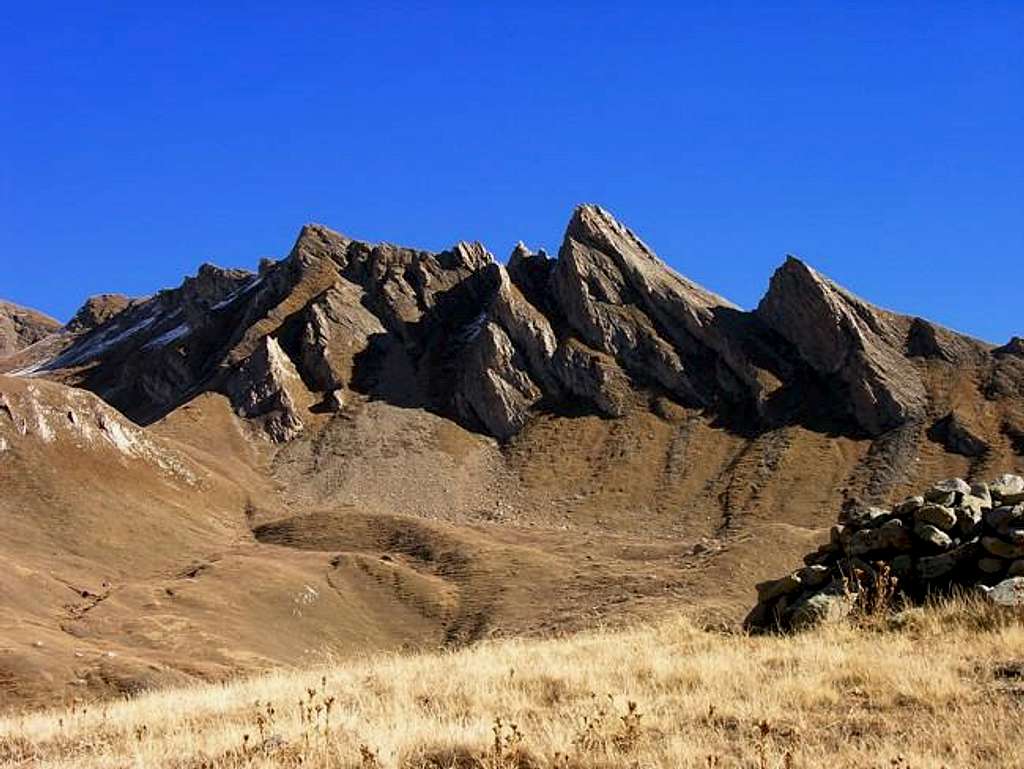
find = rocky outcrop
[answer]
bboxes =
[453,320,543,439]
[0,300,61,358]
[9,204,1021,445]
[906,316,987,363]
[995,337,1024,358]
[746,474,1024,631]
[551,205,767,411]
[756,257,928,435]
[928,412,989,458]
[225,336,310,442]
[66,294,133,333]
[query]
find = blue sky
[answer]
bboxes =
[1,2,1021,342]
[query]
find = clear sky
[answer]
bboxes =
[1,2,1021,342]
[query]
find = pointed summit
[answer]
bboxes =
[550,204,766,411]
[756,255,926,434]
[562,204,735,311]
[10,207,1020,446]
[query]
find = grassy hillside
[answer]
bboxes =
[3,598,1023,768]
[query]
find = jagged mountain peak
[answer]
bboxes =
[758,255,905,370]
[3,209,1023,712]
[7,204,1021,448]
[561,204,737,313]
[291,222,351,260]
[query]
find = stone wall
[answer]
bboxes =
[746,473,1024,631]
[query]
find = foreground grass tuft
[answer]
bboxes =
[3,595,1024,768]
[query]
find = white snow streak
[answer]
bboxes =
[212,276,263,310]
[142,322,191,350]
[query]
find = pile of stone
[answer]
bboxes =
[745,473,1024,632]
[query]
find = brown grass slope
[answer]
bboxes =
[3,345,1024,709]
[3,598,1024,768]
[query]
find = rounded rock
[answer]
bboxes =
[990,474,1024,498]
[986,577,1024,607]
[786,592,851,631]
[755,573,802,602]
[978,557,1005,575]
[798,564,832,588]
[981,536,1024,560]
[984,505,1024,535]
[915,503,957,531]
[847,525,913,556]
[914,522,954,550]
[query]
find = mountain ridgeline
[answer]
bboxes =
[2,204,1024,707]
[6,205,1022,451]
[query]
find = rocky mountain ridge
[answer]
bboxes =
[2,204,1023,707]
[3,205,1016,450]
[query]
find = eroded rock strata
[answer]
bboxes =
[3,204,1014,452]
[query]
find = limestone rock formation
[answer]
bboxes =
[551,205,765,411]
[1,204,1023,709]
[4,204,1020,450]
[225,336,311,442]
[756,257,929,435]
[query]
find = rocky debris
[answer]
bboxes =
[66,294,133,333]
[0,300,61,358]
[746,474,1024,632]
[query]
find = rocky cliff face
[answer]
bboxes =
[0,300,61,358]
[3,205,1019,451]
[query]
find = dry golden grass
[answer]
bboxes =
[3,596,1024,769]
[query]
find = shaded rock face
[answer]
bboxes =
[551,206,769,415]
[11,204,1021,444]
[756,258,931,435]
[928,412,989,458]
[225,336,309,442]
[0,301,61,357]
[995,337,1024,358]
[746,474,1024,632]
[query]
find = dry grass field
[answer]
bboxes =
[3,596,1024,769]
